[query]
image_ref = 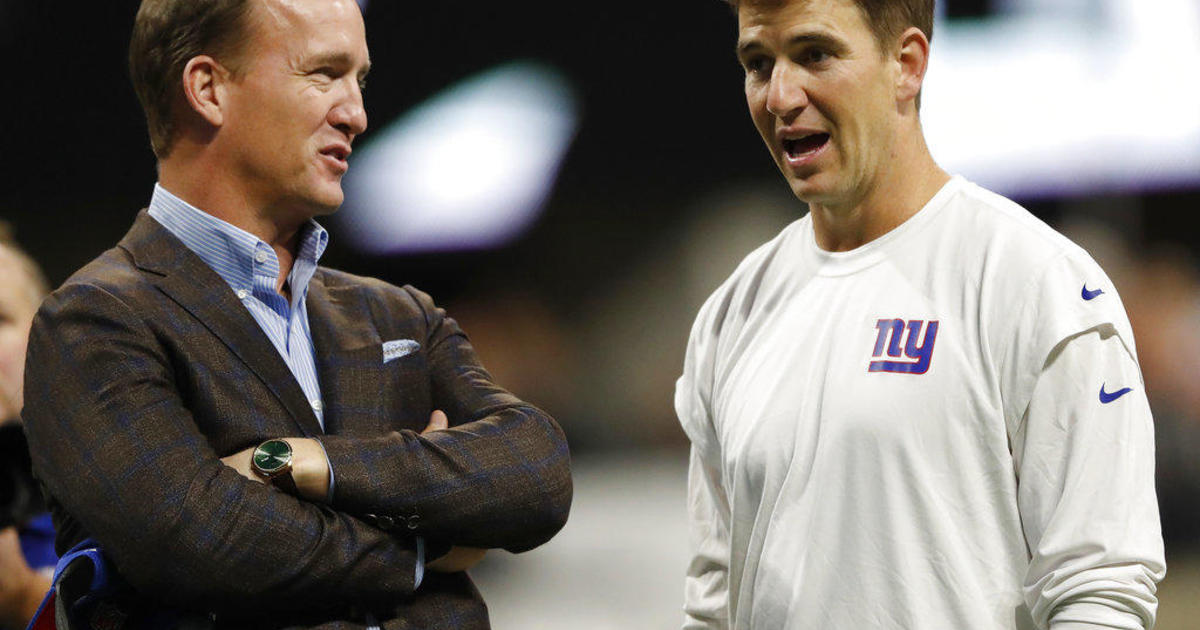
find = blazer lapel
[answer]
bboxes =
[306,273,383,436]
[118,210,325,438]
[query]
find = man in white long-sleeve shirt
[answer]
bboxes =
[675,0,1166,628]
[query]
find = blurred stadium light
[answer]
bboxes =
[924,0,1200,197]
[337,61,579,254]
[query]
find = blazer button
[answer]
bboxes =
[376,515,396,531]
[364,513,379,527]
[406,515,420,531]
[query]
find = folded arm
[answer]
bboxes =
[222,411,486,572]
[23,283,423,615]
[316,286,573,553]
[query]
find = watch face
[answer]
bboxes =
[253,440,292,475]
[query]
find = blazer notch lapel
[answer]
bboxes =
[126,211,325,437]
[306,274,384,436]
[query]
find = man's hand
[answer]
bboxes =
[422,409,448,433]
[219,445,265,484]
[420,409,487,573]
[426,545,486,573]
[219,439,330,502]
[0,527,50,630]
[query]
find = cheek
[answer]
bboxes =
[0,332,23,380]
[746,93,774,144]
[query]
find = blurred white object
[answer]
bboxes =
[924,0,1200,197]
[339,61,578,254]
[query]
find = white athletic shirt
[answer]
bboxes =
[676,176,1165,630]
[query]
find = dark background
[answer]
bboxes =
[2,3,1198,623]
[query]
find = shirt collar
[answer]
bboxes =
[146,183,329,297]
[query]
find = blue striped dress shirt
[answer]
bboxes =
[148,184,329,426]
[147,184,424,602]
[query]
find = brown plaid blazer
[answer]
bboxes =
[22,211,572,628]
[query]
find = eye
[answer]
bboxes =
[798,48,832,66]
[741,55,772,78]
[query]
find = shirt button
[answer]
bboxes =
[311,400,323,412]
[236,289,249,299]
[255,250,269,264]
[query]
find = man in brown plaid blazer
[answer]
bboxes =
[21,0,571,627]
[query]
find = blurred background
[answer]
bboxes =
[2,0,1198,627]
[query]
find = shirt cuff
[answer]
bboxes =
[1050,600,1149,630]
[415,537,425,589]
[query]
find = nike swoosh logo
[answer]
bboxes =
[1081,284,1105,300]
[1099,384,1133,404]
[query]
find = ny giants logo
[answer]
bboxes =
[869,319,939,374]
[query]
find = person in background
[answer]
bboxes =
[0,226,54,629]
[676,0,1164,628]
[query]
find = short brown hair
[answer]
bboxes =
[730,0,935,54]
[128,0,255,158]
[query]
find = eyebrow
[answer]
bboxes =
[307,51,372,79]
[736,31,845,58]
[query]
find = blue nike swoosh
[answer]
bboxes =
[1099,384,1133,404]
[1082,284,1105,300]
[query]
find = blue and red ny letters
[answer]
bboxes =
[870,319,939,374]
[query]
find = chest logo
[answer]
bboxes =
[870,319,939,375]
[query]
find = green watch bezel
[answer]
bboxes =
[252,439,293,478]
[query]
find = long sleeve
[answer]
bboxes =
[677,301,732,629]
[989,248,1166,630]
[684,446,733,629]
[1012,328,1165,629]
[317,285,572,553]
[23,282,423,616]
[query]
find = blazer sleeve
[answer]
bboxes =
[22,282,424,616]
[317,285,572,553]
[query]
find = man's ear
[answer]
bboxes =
[181,55,230,128]
[895,26,931,106]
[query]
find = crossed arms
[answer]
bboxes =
[22,276,572,616]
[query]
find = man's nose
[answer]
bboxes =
[331,87,368,137]
[765,63,809,120]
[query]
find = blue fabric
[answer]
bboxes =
[50,539,118,605]
[19,512,57,570]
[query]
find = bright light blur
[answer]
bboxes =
[924,0,1200,197]
[338,61,579,254]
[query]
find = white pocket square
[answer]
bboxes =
[382,339,420,363]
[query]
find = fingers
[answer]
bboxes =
[220,446,264,483]
[427,546,487,573]
[422,409,448,435]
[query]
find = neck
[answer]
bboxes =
[159,153,305,295]
[808,124,950,253]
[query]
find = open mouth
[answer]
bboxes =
[320,147,350,162]
[783,133,830,159]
